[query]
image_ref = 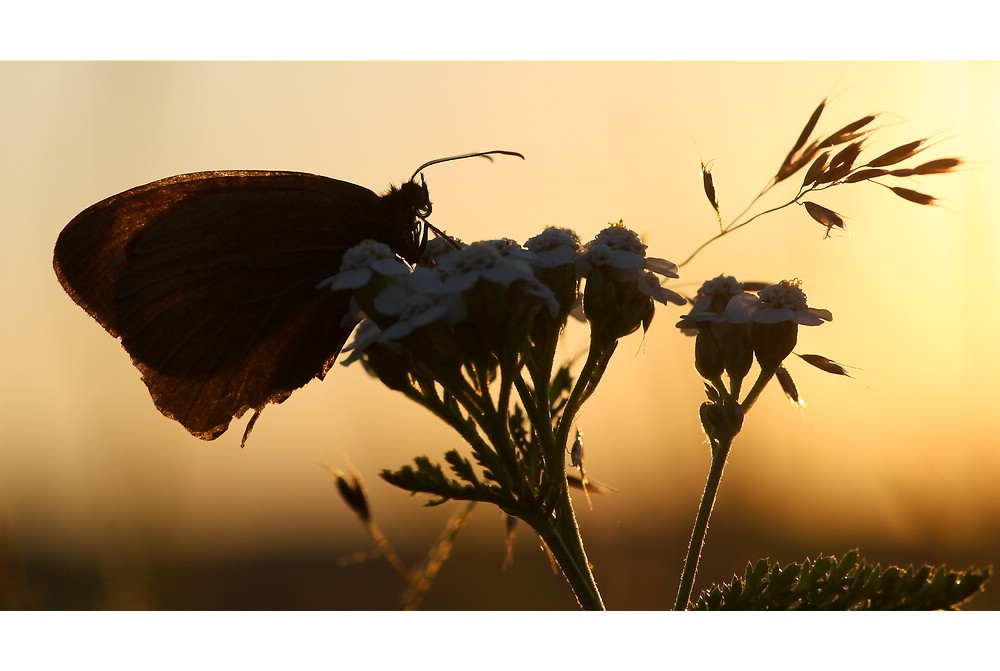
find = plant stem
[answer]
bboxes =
[741,367,776,414]
[530,486,605,610]
[673,434,734,610]
[678,198,798,269]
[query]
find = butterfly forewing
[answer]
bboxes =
[54,171,424,440]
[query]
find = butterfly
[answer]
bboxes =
[53,150,523,444]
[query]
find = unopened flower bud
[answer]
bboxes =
[695,329,725,380]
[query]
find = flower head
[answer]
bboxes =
[523,227,582,268]
[676,275,746,331]
[748,280,832,371]
[578,223,684,343]
[378,292,452,342]
[576,224,647,281]
[418,235,465,267]
[752,280,832,325]
[436,242,537,292]
[318,240,411,292]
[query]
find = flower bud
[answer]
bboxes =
[753,321,799,371]
[699,398,744,451]
[694,329,725,380]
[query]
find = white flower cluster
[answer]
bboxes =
[324,223,687,357]
[679,275,832,328]
[575,225,686,307]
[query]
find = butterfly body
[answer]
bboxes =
[54,170,429,441]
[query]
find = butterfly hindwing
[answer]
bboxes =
[54,170,420,440]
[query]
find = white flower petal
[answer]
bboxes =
[320,267,372,291]
[645,256,680,278]
[724,293,760,324]
[637,272,686,305]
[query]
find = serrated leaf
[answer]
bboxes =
[691,550,991,610]
[444,449,480,485]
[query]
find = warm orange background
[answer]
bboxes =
[2,62,998,609]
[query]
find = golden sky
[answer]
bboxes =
[2,62,999,603]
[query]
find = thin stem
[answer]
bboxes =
[555,343,616,453]
[678,197,800,269]
[402,500,477,610]
[723,177,777,232]
[741,367,777,414]
[673,434,734,610]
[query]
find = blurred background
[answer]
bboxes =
[2,61,998,610]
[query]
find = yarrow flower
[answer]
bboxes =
[577,223,685,342]
[318,240,411,292]
[523,227,584,330]
[418,235,465,267]
[677,277,832,386]
[576,225,640,278]
[437,241,535,290]
[523,227,582,267]
[676,275,746,331]
[751,280,833,325]
[435,242,560,318]
[678,277,831,328]
[378,292,453,341]
[746,280,832,372]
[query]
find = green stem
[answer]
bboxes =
[673,434,734,610]
[555,344,615,452]
[741,367,777,413]
[529,486,605,610]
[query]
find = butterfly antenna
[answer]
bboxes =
[409,150,524,182]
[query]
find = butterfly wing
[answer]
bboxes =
[54,170,414,441]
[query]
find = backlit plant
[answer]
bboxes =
[325,99,989,610]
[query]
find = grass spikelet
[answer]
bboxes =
[890,157,963,177]
[802,150,831,187]
[890,186,937,206]
[815,141,864,185]
[332,466,371,524]
[844,168,889,183]
[819,114,878,148]
[776,365,803,406]
[791,99,826,157]
[798,353,853,377]
[866,138,927,167]
[775,98,827,184]
[700,158,721,227]
[803,201,846,237]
